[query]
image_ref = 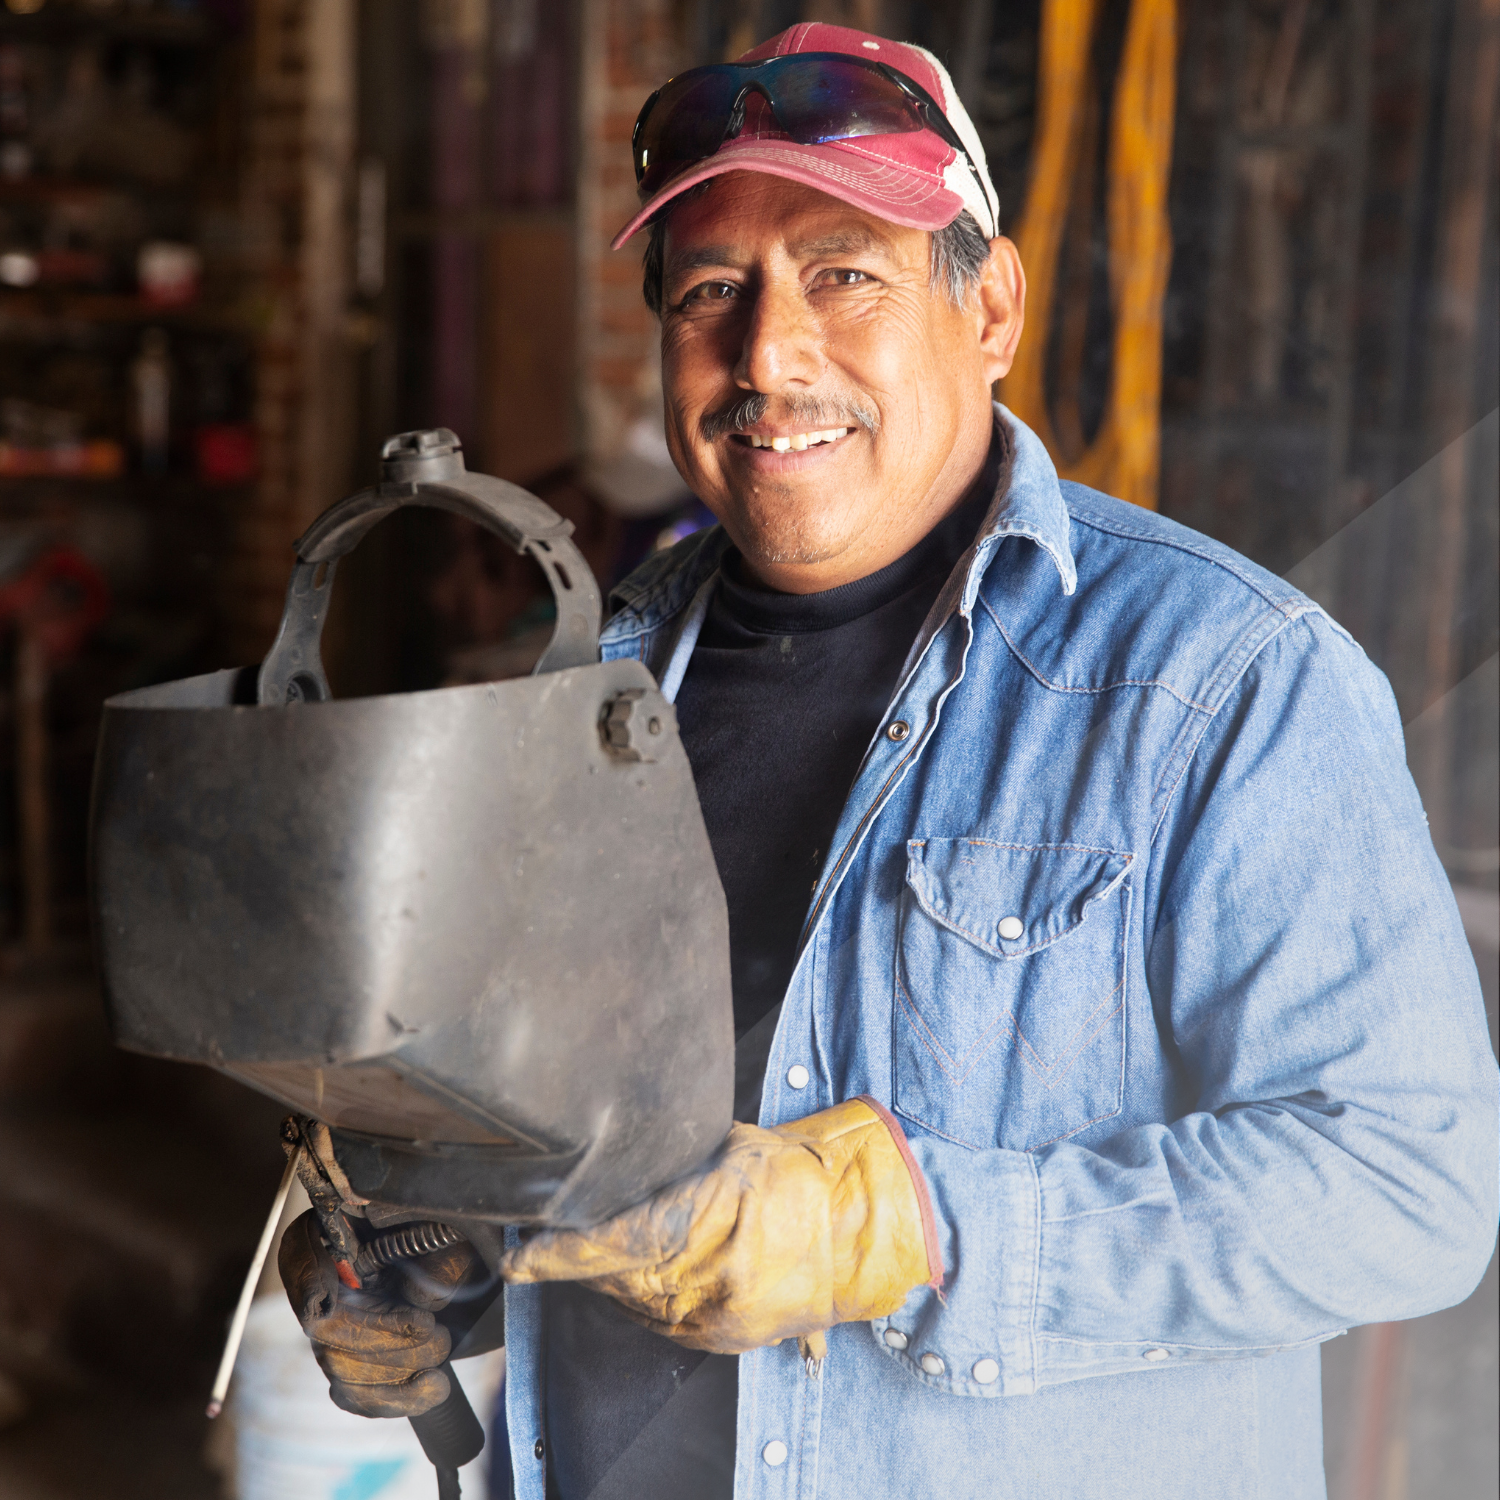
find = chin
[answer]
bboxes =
[721,488,863,569]
[729,511,854,570]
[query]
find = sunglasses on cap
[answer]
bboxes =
[632,51,989,210]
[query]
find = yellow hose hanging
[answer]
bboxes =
[1001,0,1178,510]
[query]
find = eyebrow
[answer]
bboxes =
[663,245,743,279]
[663,227,898,282]
[786,228,894,260]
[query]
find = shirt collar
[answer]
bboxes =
[977,403,1076,597]
[602,402,1076,652]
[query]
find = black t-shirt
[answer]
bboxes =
[676,441,999,1040]
[539,436,1004,1500]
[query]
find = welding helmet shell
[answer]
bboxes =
[91,430,733,1228]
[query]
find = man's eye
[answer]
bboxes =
[819,269,870,287]
[682,280,739,305]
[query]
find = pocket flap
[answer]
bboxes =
[905,839,1131,958]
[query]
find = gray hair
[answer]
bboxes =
[641,201,993,317]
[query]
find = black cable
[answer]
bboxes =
[354,1221,487,1498]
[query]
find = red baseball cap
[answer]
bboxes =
[611,23,999,250]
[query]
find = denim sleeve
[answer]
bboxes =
[882,612,1498,1397]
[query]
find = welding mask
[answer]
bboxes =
[90,430,732,1229]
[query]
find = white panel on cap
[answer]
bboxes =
[911,43,999,237]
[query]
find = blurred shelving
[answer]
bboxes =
[0,6,217,49]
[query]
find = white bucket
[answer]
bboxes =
[231,1293,505,1500]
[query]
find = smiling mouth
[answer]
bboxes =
[732,427,851,452]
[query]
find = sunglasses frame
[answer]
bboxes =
[631,52,991,222]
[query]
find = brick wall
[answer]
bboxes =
[571,3,898,504]
[223,0,357,666]
[574,0,685,486]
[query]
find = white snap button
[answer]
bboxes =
[997,916,1024,941]
[763,1440,788,1467]
[883,1328,909,1350]
[1143,1348,1169,1362]
[786,1064,809,1089]
[972,1358,1000,1384]
[919,1353,945,1376]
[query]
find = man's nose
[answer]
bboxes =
[732,281,823,393]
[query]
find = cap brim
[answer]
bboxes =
[611,137,966,251]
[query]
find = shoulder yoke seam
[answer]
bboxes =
[978,594,1217,712]
[1063,502,1309,618]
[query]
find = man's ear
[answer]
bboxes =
[975,237,1026,385]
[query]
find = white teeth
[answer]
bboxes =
[746,427,850,450]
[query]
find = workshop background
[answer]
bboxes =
[0,0,1492,1496]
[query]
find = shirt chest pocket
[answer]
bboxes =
[893,839,1132,1151]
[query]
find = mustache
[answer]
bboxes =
[698,391,881,443]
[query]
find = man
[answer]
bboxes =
[282,23,1498,1500]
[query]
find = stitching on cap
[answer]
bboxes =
[711,137,948,194]
[714,142,947,205]
[835,137,951,188]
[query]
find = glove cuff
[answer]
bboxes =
[856,1094,945,1295]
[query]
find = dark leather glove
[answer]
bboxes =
[277,1210,481,1418]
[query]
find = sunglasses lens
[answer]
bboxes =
[770,58,927,144]
[636,70,742,195]
[633,56,939,201]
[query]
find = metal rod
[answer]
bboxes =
[206,1147,302,1419]
[15,626,50,958]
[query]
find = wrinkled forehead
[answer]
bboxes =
[661,173,924,272]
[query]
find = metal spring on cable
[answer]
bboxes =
[353,1221,465,1278]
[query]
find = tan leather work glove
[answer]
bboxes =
[502,1096,942,1355]
[278,1210,482,1418]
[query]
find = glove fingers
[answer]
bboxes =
[279,1209,459,1418]
[607,1299,779,1355]
[327,1366,451,1419]
[278,1210,342,1329]
[503,1227,663,1284]
[502,1177,725,1285]
[609,1302,723,1350]
[397,1241,484,1311]
[306,1302,451,1367]
[502,1125,782,1287]
[315,1340,450,1387]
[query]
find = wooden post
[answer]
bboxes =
[999,0,1178,510]
[1418,0,1500,849]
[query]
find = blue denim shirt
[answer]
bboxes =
[501,409,1498,1500]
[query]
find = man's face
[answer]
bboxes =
[657,172,1022,592]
